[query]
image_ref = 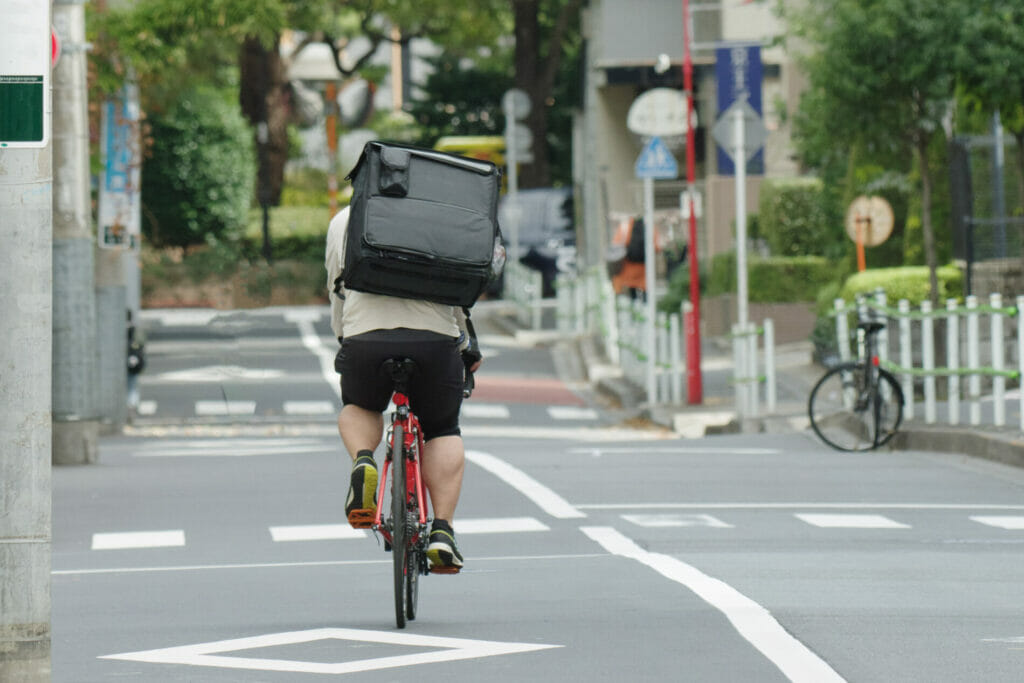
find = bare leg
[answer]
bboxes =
[421,435,465,522]
[337,404,384,460]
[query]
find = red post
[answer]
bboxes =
[683,0,703,403]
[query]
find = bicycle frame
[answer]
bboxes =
[372,390,428,544]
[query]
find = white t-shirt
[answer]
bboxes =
[325,206,466,341]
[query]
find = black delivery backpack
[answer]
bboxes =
[342,141,503,307]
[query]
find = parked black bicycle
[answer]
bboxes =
[808,318,905,451]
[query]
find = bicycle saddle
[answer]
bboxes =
[380,358,418,391]
[857,321,885,334]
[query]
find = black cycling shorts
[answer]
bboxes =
[339,328,463,441]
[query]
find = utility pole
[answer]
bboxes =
[682,0,704,404]
[0,1,53,676]
[52,0,102,461]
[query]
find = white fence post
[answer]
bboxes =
[670,310,683,404]
[732,323,745,418]
[1018,296,1024,433]
[747,322,759,418]
[966,295,981,426]
[946,298,960,426]
[763,318,776,413]
[835,298,851,362]
[921,300,936,424]
[875,290,889,365]
[991,293,1005,427]
[898,299,914,421]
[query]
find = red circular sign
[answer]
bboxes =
[51,27,61,68]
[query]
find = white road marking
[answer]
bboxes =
[142,309,219,326]
[461,403,511,419]
[137,400,157,416]
[295,318,341,399]
[576,502,1024,510]
[971,516,1024,530]
[460,425,674,441]
[156,366,285,382]
[621,514,733,529]
[134,438,334,457]
[455,517,550,534]
[92,531,186,550]
[465,450,586,519]
[796,514,910,529]
[547,406,598,420]
[567,446,781,455]
[582,526,846,683]
[282,400,336,415]
[100,627,561,675]
[195,400,256,416]
[269,525,365,542]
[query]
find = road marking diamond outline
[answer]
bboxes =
[100,628,562,675]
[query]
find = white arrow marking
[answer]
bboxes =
[100,628,561,675]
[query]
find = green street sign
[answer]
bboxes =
[0,75,44,144]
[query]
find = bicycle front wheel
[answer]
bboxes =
[391,423,407,629]
[808,362,903,452]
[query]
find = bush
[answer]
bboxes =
[703,252,843,303]
[142,87,255,247]
[757,177,836,257]
[838,265,963,305]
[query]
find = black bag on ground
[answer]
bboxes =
[625,216,645,263]
[343,141,503,307]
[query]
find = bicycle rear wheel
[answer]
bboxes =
[808,362,903,451]
[406,546,420,621]
[391,423,407,629]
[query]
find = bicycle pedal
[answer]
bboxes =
[347,510,376,529]
[429,566,461,575]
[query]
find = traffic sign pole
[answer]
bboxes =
[733,102,749,330]
[682,0,703,404]
[643,176,657,405]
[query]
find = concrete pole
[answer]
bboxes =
[0,36,53,683]
[52,0,102,461]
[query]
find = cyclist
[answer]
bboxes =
[326,205,481,573]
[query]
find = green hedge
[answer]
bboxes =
[757,177,837,257]
[838,265,963,305]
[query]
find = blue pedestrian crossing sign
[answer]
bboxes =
[634,136,678,179]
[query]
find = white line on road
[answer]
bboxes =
[461,403,511,419]
[465,450,586,519]
[100,627,561,675]
[546,406,598,420]
[460,425,674,441]
[970,516,1024,530]
[137,400,158,415]
[796,514,911,529]
[134,438,333,457]
[295,318,341,399]
[582,526,846,683]
[195,400,256,416]
[269,524,366,542]
[576,502,1024,510]
[282,400,337,415]
[92,531,186,550]
[455,517,550,534]
[621,513,733,528]
[567,446,782,455]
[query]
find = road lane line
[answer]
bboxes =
[621,513,733,528]
[195,400,256,416]
[970,516,1024,529]
[282,400,336,415]
[465,450,586,519]
[576,502,1024,510]
[295,318,341,399]
[455,517,550,534]
[269,524,366,541]
[581,526,846,683]
[547,406,598,420]
[461,403,511,419]
[92,531,186,550]
[796,514,910,529]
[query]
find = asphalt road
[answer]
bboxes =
[51,305,1024,682]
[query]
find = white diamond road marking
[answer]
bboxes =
[971,516,1024,530]
[795,514,910,529]
[621,513,733,529]
[455,517,549,534]
[282,400,336,415]
[269,525,366,542]
[461,403,511,419]
[92,531,186,550]
[195,400,256,416]
[137,400,158,415]
[547,406,598,420]
[99,627,562,675]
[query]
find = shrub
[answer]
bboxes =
[142,87,255,247]
[838,265,963,305]
[703,252,843,303]
[757,177,836,257]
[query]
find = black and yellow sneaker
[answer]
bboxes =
[345,451,377,528]
[426,519,463,574]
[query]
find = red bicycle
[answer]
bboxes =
[373,358,473,628]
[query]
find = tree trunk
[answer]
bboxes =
[512,0,549,188]
[240,35,290,208]
[916,132,939,307]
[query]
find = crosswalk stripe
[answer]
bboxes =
[92,530,186,550]
[283,401,336,416]
[195,400,256,416]
[795,514,910,529]
[621,513,733,529]
[455,517,549,534]
[137,400,158,416]
[269,525,366,541]
[970,516,1024,530]
[547,406,598,420]
[461,404,511,419]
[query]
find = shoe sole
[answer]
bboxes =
[347,509,376,529]
[426,546,463,574]
[346,464,377,529]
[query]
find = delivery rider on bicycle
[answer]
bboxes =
[326,205,481,573]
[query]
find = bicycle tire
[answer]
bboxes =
[808,362,904,452]
[391,423,407,629]
[406,545,419,621]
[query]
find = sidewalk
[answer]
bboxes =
[484,304,1024,470]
